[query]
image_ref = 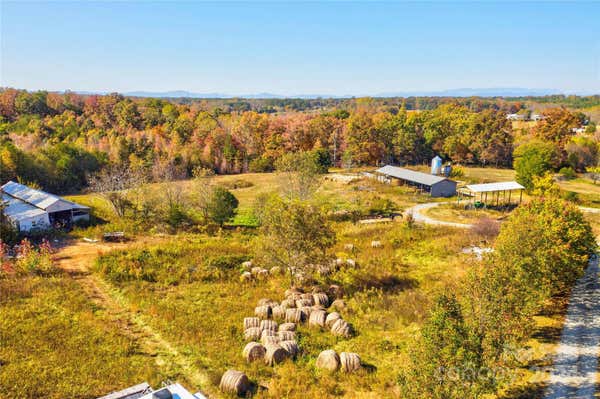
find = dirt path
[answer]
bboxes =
[404,202,472,228]
[53,240,213,396]
[543,254,600,399]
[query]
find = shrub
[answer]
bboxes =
[220,179,254,190]
[449,166,464,178]
[470,217,500,241]
[249,156,274,172]
[558,166,577,180]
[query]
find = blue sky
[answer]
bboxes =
[1,1,599,95]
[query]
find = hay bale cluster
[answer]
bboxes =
[239,285,355,377]
[239,260,282,283]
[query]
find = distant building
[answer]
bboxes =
[506,113,527,121]
[98,382,207,399]
[1,181,89,232]
[375,165,457,197]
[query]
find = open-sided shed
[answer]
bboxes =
[461,181,525,206]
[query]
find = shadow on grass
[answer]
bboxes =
[499,382,547,399]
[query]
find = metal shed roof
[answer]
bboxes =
[375,165,453,186]
[1,193,47,221]
[465,181,525,193]
[1,181,88,211]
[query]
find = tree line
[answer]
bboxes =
[0,89,597,193]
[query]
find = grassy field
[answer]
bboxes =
[0,274,164,398]
[10,167,598,397]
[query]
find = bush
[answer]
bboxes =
[559,166,577,180]
[470,217,500,241]
[249,156,274,172]
[449,166,464,178]
[220,179,254,190]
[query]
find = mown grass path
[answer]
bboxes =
[53,240,214,397]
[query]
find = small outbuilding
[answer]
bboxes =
[375,165,457,197]
[1,181,90,232]
[461,181,525,206]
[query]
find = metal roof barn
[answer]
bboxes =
[1,181,90,232]
[375,165,457,197]
[461,181,525,206]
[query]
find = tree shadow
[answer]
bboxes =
[499,382,547,399]
[345,274,418,295]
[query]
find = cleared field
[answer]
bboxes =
[0,274,163,398]
[422,203,508,224]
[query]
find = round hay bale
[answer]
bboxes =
[261,334,280,346]
[254,305,272,319]
[300,293,314,302]
[285,308,305,323]
[316,265,332,276]
[277,330,295,341]
[280,298,296,310]
[344,243,354,251]
[243,317,260,330]
[260,319,278,332]
[313,292,329,307]
[241,260,253,269]
[295,298,312,308]
[260,329,276,338]
[340,352,361,373]
[311,304,326,311]
[325,312,341,328]
[331,318,351,337]
[309,309,327,328]
[250,266,262,275]
[244,327,261,341]
[346,259,356,267]
[220,369,250,396]
[299,306,313,318]
[272,305,285,320]
[264,343,288,366]
[242,342,265,363]
[278,322,296,332]
[316,349,340,371]
[328,284,343,299]
[284,287,303,298]
[256,269,269,280]
[269,266,282,275]
[330,299,346,311]
[335,258,344,266]
[280,340,299,357]
[371,240,382,248]
[258,298,277,306]
[240,271,252,282]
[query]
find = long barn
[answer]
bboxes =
[1,181,90,232]
[375,165,457,197]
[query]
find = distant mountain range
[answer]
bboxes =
[71,88,584,99]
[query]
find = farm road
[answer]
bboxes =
[53,240,212,395]
[544,254,600,399]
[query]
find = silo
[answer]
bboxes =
[431,156,442,175]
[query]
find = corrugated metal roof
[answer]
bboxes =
[465,181,525,193]
[1,181,88,211]
[1,193,47,221]
[97,382,152,399]
[375,165,452,186]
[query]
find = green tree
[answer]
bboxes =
[206,186,238,226]
[257,197,336,285]
[275,151,325,200]
[513,140,556,190]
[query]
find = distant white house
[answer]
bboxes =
[1,181,89,232]
[506,113,528,121]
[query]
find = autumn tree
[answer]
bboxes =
[257,196,336,285]
[87,164,148,218]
